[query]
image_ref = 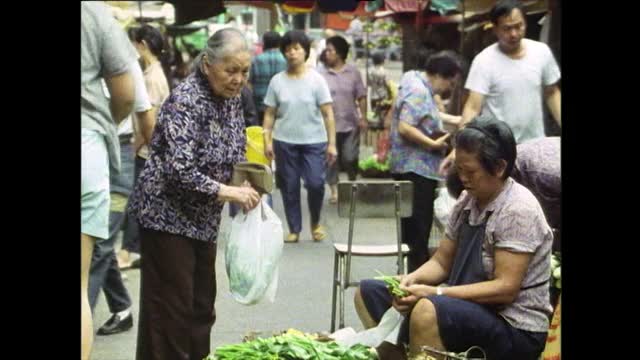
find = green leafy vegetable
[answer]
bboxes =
[206,333,375,360]
[374,270,408,297]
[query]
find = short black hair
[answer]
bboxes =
[424,50,463,79]
[372,51,386,66]
[326,35,350,62]
[455,114,517,180]
[490,0,525,24]
[280,30,311,61]
[262,31,281,50]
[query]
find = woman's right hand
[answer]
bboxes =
[432,133,450,151]
[264,142,275,161]
[439,150,456,176]
[218,184,261,211]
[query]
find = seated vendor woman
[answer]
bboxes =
[354,115,553,360]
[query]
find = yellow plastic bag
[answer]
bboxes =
[542,295,561,360]
[245,126,270,166]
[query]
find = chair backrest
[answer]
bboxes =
[337,180,414,280]
[337,180,413,219]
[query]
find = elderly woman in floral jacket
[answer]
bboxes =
[128,28,261,360]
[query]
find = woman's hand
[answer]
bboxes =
[391,283,438,315]
[264,142,275,161]
[402,284,437,298]
[399,273,417,288]
[326,144,337,166]
[391,293,420,315]
[431,133,451,151]
[439,150,455,176]
[218,184,261,211]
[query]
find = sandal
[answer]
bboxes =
[329,194,338,204]
[285,233,299,243]
[311,225,327,241]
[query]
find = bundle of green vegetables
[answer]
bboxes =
[374,270,408,297]
[207,332,376,360]
[358,155,390,172]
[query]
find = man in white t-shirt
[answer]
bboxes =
[440,0,561,173]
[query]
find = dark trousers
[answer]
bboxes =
[326,130,360,184]
[136,227,217,360]
[273,140,327,233]
[122,155,146,254]
[88,139,134,313]
[392,172,438,272]
[88,208,132,312]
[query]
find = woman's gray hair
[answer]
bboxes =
[194,28,249,68]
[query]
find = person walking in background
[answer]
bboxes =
[369,51,390,122]
[249,31,287,125]
[389,50,463,272]
[117,24,171,270]
[88,56,152,337]
[81,2,137,359]
[440,0,561,174]
[318,35,367,204]
[262,30,336,243]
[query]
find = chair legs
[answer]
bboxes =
[330,251,339,332]
[338,254,345,330]
[331,252,408,332]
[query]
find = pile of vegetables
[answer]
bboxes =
[358,155,390,173]
[550,252,561,290]
[374,270,408,297]
[207,329,376,360]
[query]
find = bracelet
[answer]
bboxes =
[436,286,444,296]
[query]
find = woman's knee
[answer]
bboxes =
[410,298,438,332]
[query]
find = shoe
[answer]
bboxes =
[284,233,299,243]
[117,250,131,270]
[97,313,133,336]
[311,225,326,241]
[328,194,338,204]
[129,253,141,269]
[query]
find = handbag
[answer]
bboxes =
[230,161,273,195]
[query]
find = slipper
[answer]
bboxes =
[311,225,326,241]
[329,195,338,204]
[285,233,299,243]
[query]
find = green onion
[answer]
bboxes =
[374,270,409,297]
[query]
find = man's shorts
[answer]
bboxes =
[81,128,110,240]
[359,279,547,360]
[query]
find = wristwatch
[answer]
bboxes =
[436,286,444,296]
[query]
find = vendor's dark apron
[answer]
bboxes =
[449,209,549,290]
[448,210,491,286]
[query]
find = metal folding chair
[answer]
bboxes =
[330,180,413,332]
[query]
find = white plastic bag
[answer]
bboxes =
[332,308,405,347]
[225,199,284,305]
[433,187,457,227]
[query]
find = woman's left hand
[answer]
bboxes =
[401,284,438,298]
[326,144,337,166]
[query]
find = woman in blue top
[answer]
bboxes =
[263,30,337,243]
[389,50,463,271]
